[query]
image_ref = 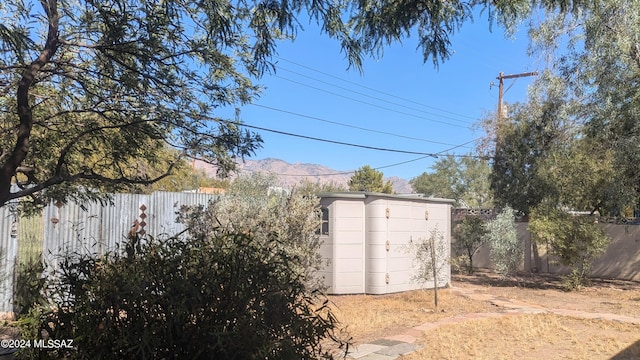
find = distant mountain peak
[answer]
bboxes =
[194,158,414,194]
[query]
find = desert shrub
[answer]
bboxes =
[529,205,609,290]
[485,206,522,277]
[17,231,349,360]
[13,255,46,317]
[452,216,487,274]
[178,173,326,289]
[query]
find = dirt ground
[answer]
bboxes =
[452,269,640,318]
[402,270,640,359]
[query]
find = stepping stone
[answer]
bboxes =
[347,343,387,359]
[375,342,420,356]
[370,339,405,347]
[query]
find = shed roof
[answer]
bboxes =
[317,191,455,204]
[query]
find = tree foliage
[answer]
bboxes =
[145,162,230,194]
[518,0,640,215]
[0,0,594,209]
[294,179,347,196]
[348,165,393,193]
[411,155,493,207]
[536,138,617,215]
[18,231,349,360]
[485,206,522,277]
[178,173,326,288]
[489,99,568,216]
[529,205,609,289]
[452,216,487,274]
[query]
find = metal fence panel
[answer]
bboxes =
[42,192,218,272]
[1,191,215,316]
[0,204,18,315]
[43,199,105,271]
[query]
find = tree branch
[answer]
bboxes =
[0,0,60,207]
[6,160,180,202]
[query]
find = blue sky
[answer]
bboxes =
[234,14,539,181]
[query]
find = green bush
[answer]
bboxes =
[452,216,487,274]
[529,205,609,289]
[17,231,349,360]
[179,173,327,290]
[14,255,46,317]
[485,206,522,277]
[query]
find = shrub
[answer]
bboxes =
[485,206,522,277]
[17,231,349,360]
[13,255,46,317]
[452,216,487,274]
[529,205,609,289]
[178,173,326,289]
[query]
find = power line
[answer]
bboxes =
[244,136,485,177]
[188,111,488,178]
[274,74,471,129]
[230,118,487,159]
[275,65,474,125]
[250,103,472,148]
[239,122,441,156]
[248,155,434,177]
[179,109,481,157]
[275,56,479,121]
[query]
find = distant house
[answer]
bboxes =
[318,192,454,295]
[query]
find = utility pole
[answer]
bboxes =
[496,71,538,125]
[493,71,538,156]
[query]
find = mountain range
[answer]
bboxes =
[194,158,415,194]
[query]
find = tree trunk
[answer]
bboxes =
[430,237,438,311]
[0,1,60,207]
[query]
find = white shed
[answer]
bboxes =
[318,192,454,295]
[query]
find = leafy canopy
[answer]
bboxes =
[0,0,596,209]
[348,165,393,193]
[526,0,640,214]
[411,155,493,207]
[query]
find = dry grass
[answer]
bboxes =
[402,314,640,360]
[330,271,640,359]
[328,289,495,343]
[452,270,640,318]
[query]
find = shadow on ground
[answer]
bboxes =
[452,269,566,290]
[610,339,640,360]
[452,268,640,291]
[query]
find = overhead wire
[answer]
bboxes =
[273,74,471,129]
[188,109,485,160]
[275,65,475,126]
[197,55,490,177]
[274,56,479,121]
[238,122,441,156]
[234,122,487,177]
[238,136,485,177]
[250,103,473,148]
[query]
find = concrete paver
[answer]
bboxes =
[347,344,387,359]
[375,342,420,356]
[354,353,398,360]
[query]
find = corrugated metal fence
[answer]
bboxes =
[0,203,19,318]
[0,191,218,317]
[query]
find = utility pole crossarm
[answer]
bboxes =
[496,71,538,124]
[497,71,539,81]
